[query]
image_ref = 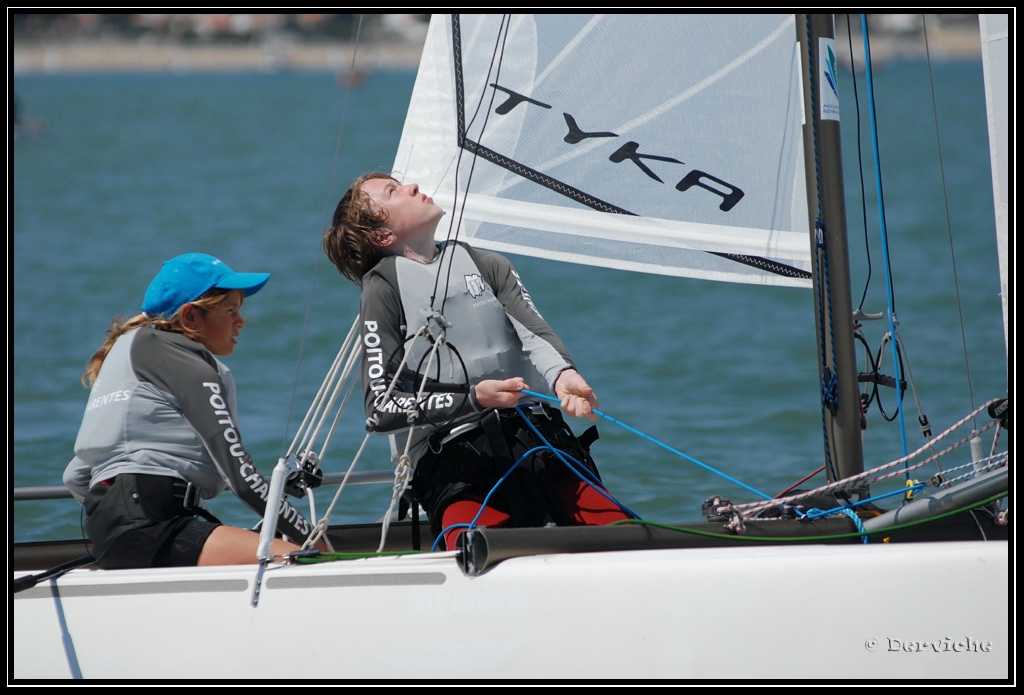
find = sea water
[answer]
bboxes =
[12,58,1008,543]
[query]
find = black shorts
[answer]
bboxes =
[83,473,220,569]
[411,404,604,538]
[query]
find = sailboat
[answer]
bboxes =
[13,14,1009,680]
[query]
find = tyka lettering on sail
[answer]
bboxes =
[486,83,745,212]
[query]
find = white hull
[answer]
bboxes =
[15,540,1007,680]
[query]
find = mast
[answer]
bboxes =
[797,14,865,484]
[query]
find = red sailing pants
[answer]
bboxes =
[441,478,630,550]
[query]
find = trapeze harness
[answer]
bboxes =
[408,401,605,538]
[359,241,609,539]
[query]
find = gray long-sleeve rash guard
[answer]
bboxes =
[63,327,313,543]
[358,240,576,466]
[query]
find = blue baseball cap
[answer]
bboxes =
[141,253,270,317]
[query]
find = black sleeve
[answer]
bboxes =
[358,269,481,435]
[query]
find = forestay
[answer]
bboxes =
[394,14,813,287]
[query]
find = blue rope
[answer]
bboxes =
[521,390,774,502]
[840,509,868,543]
[434,381,927,549]
[861,14,910,465]
[433,445,552,551]
[802,507,870,544]
[432,420,641,551]
[513,406,638,518]
[800,481,928,544]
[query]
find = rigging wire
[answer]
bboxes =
[289,16,522,547]
[365,17,518,546]
[842,16,933,458]
[921,14,978,429]
[431,14,512,316]
[732,398,1005,519]
[842,14,875,313]
[521,390,775,503]
[860,14,910,459]
[278,14,366,460]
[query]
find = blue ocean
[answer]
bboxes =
[12,56,1008,543]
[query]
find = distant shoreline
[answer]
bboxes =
[11,25,982,76]
[11,39,426,75]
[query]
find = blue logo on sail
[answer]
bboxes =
[820,38,841,121]
[825,45,839,98]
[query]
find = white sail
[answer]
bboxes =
[979,13,1009,357]
[394,14,812,287]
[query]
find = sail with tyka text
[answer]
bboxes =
[395,14,813,286]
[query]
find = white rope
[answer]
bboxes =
[933,451,1008,488]
[289,315,361,456]
[989,422,1004,457]
[291,310,449,553]
[284,314,361,550]
[729,399,1006,518]
[303,431,374,551]
[376,320,450,552]
[299,363,363,551]
[313,341,363,465]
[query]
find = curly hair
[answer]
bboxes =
[82,289,232,387]
[323,172,396,285]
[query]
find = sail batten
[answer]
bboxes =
[443,192,809,248]
[396,14,813,287]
